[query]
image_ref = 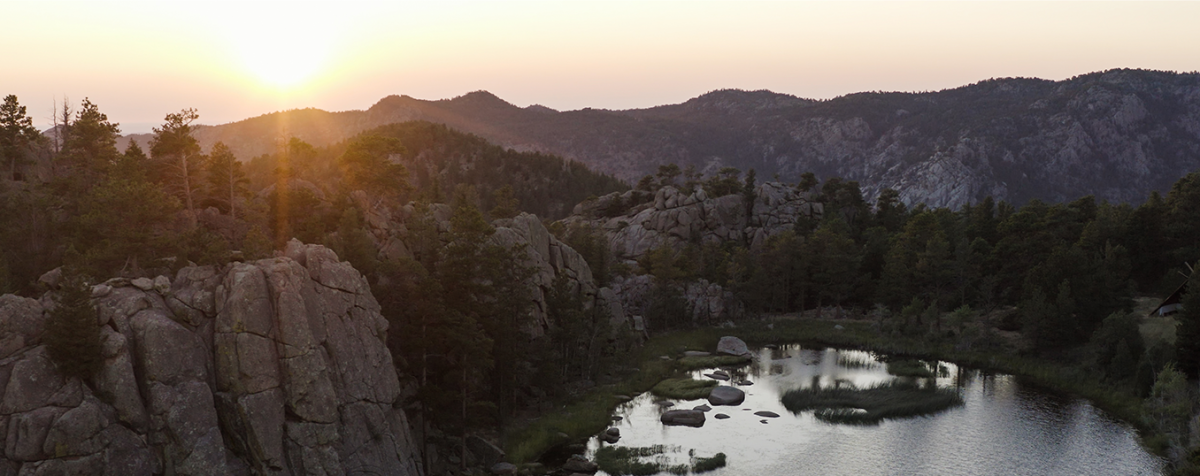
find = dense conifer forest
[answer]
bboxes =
[7,94,1200,473]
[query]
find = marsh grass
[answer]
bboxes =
[690,452,727,473]
[679,354,753,370]
[781,381,964,424]
[504,329,726,463]
[595,446,725,475]
[836,354,881,370]
[885,360,936,378]
[652,378,717,400]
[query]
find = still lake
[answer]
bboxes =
[587,345,1164,476]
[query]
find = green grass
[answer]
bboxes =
[781,381,964,425]
[595,445,679,476]
[595,446,725,475]
[885,360,936,378]
[1139,315,1177,346]
[678,354,752,370]
[652,378,717,400]
[503,329,727,463]
[691,452,727,473]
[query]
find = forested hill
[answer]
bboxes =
[119,68,1200,209]
[276,121,629,220]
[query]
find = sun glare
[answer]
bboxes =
[223,8,340,92]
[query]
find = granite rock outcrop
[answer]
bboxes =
[0,241,422,475]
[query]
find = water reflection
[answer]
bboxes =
[588,345,1163,476]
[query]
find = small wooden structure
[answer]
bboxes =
[1150,264,1194,317]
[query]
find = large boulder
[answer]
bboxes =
[707,386,746,406]
[660,410,707,427]
[716,336,751,357]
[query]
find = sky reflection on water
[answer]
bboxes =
[588,345,1164,476]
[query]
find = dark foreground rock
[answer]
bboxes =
[708,386,747,406]
[563,454,599,473]
[660,410,707,427]
[0,241,422,475]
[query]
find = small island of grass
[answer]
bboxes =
[652,377,717,400]
[781,382,963,425]
[678,354,752,370]
[595,445,727,476]
[885,360,936,378]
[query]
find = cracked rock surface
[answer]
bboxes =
[0,240,421,475]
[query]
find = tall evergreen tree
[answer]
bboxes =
[0,95,41,181]
[206,141,249,219]
[150,108,202,226]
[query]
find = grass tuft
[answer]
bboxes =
[595,445,725,475]
[781,381,963,425]
[678,354,753,370]
[885,359,936,378]
[652,377,717,400]
[691,452,727,473]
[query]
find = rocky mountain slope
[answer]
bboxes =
[563,182,821,260]
[0,242,421,475]
[120,69,1200,208]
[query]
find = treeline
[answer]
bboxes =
[0,96,625,293]
[630,165,1200,379]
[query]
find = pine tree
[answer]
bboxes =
[44,277,103,380]
[1175,278,1200,377]
[59,98,121,181]
[206,142,249,219]
[0,95,41,181]
[150,108,202,226]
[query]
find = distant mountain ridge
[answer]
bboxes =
[119,68,1200,208]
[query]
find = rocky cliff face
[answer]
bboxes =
[0,241,421,476]
[349,190,622,336]
[564,182,821,260]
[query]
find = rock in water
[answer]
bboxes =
[714,413,731,419]
[754,411,780,418]
[708,386,746,406]
[661,409,707,427]
[716,336,751,357]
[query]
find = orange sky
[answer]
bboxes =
[5,1,1199,133]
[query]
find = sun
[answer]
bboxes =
[224,10,338,92]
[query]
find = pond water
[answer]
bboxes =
[587,345,1164,476]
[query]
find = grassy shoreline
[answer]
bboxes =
[502,317,1161,464]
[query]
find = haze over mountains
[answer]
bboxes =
[121,68,1200,208]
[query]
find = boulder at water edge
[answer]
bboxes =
[708,386,746,405]
[716,336,751,357]
[661,410,707,427]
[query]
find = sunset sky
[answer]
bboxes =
[5,1,1200,133]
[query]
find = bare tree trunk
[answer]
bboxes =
[420,321,428,475]
[460,356,468,473]
[181,153,196,227]
[229,168,236,220]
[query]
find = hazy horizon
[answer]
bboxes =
[7,1,1200,133]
